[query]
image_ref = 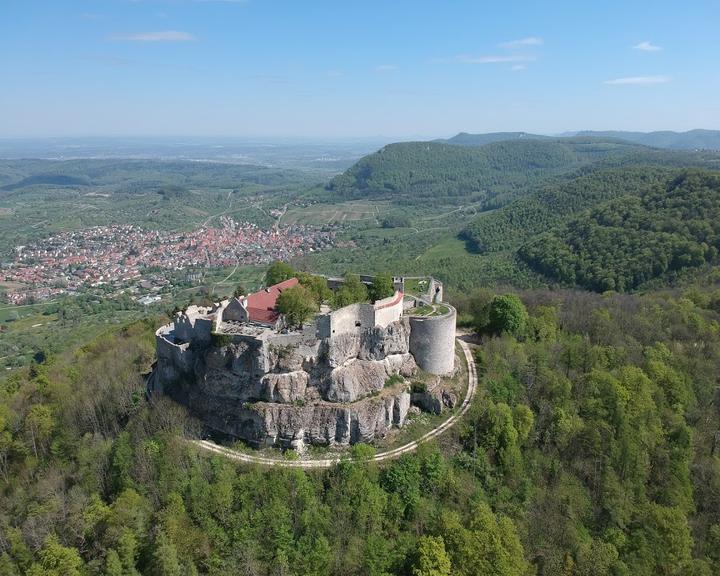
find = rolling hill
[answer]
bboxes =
[325,138,647,209]
[460,167,676,254]
[518,170,720,291]
[0,158,317,193]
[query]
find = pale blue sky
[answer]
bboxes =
[1,0,718,138]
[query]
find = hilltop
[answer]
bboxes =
[437,132,552,146]
[324,138,646,209]
[299,139,720,292]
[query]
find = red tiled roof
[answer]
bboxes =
[245,277,299,324]
[374,290,404,310]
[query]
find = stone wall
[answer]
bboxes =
[373,291,404,327]
[174,309,213,344]
[409,306,457,375]
[321,290,404,338]
[222,297,249,323]
[327,303,375,336]
[155,329,195,393]
[428,278,443,304]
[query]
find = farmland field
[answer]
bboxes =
[282,199,387,225]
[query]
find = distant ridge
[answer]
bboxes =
[441,129,720,150]
[570,129,720,150]
[438,132,551,146]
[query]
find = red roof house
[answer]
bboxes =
[245,277,299,325]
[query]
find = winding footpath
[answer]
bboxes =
[190,338,478,468]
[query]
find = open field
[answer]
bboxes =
[282,199,387,225]
[418,235,473,260]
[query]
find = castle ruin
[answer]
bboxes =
[152,275,456,450]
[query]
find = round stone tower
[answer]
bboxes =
[408,305,456,375]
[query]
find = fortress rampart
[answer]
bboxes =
[316,290,404,338]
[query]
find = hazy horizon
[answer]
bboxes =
[1,128,719,144]
[2,0,719,138]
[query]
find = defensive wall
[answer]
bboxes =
[316,290,404,338]
[173,304,214,344]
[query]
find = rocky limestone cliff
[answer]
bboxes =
[326,354,417,402]
[181,389,411,450]
[326,317,411,367]
[410,376,458,415]
[157,319,418,447]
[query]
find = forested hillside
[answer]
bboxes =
[461,167,675,253]
[325,139,644,208]
[324,136,720,216]
[1,287,720,575]
[519,170,720,292]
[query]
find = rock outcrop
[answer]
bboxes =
[410,378,458,415]
[157,319,416,448]
[326,317,411,367]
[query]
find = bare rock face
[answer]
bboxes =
[383,353,417,378]
[393,392,411,426]
[442,389,458,410]
[327,360,387,402]
[156,317,422,447]
[228,340,266,377]
[267,344,305,372]
[411,390,442,414]
[260,371,309,403]
[209,391,412,448]
[410,384,457,415]
[206,346,231,371]
[327,332,361,368]
[359,319,411,360]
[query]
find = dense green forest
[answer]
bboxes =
[325,139,648,208]
[519,171,720,292]
[1,285,720,575]
[461,167,675,254]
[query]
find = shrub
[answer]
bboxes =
[488,294,528,336]
[385,374,404,388]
